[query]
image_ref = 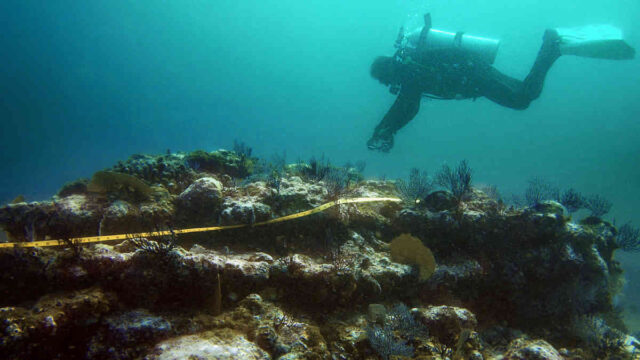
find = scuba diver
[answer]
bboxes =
[367,14,635,152]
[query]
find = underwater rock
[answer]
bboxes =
[0,287,113,359]
[147,293,329,360]
[423,190,458,211]
[1,152,636,359]
[178,177,223,201]
[532,200,566,217]
[392,193,622,331]
[0,195,104,241]
[622,335,640,357]
[323,317,368,358]
[0,201,55,241]
[105,310,172,342]
[240,294,329,359]
[111,153,194,194]
[266,176,326,213]
[368,303,387,324]
[72,240,395,309]
[175,177,224,226]
[427,259,484,292]
[503,338,562,360]
[57,178,90,197]
[99,200,141,235]
[1,186,176,243]
[42,194,105,241]
[413,305,477,346]
[220,196,272,225]
[183,248,274,284]
[270,254,360,306]
[0,247,61,305]
[358,179,398,197]
[184,149,255,178]
[49,194,101,232]
[269,236,413,306]
[138,187,175,226]
[87,310,172,359]
[69,230,412,311]
[331,181,403,228]
[146,329,270,360]
[463,187,503,213]
[242,180,273,198]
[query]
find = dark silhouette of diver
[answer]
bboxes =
[367,17,563,152]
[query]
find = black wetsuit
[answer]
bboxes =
[368,31,560,152]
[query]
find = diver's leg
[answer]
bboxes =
[522,29,561,100]
[476,29,561,110]
[475,67,531,110]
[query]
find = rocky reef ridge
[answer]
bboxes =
[0,150,638,359]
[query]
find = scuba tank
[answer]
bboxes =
[397,13,501,64]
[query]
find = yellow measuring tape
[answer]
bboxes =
[0,197,401,249]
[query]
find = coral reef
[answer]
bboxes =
[0,150,638,359]
[184,149,256,179]
[111,153,195,194]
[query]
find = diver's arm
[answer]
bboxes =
[368,85,422,151]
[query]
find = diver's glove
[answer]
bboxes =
[367,133,394,152]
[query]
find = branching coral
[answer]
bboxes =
[435,160,472,202]
[396,168,432,206]
[366,303,428,360]
[616,222,640,252]
[366,324,414,360]
[584,194,612,218]
[524,177,559,206]
[560,188,585,213]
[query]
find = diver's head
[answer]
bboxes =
[370,56,401,86]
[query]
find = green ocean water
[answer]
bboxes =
[1,0,639,329]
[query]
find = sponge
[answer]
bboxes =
[390,233,436,281]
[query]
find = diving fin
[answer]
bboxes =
[556,24,635,60]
